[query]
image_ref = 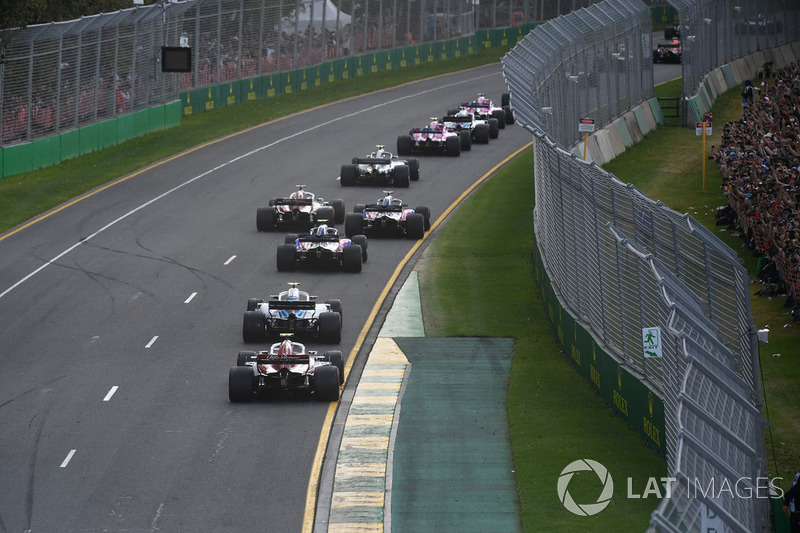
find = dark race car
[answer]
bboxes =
[242,282,342,343]
[257,185,345,231]
[441,112,492,144]
[277,223,367,272]
[228,335,343,402]
[345,191,430,240]
[652,40,681,63]
[339,145,420,187]
[397,117,464,157]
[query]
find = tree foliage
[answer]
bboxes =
[1,0,139,30]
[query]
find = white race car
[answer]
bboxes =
[242,282,342,343]
[257,185,344,231]
[278,223,367,272]
[228,335,343,402]
[345,191,431,239]
[340,145,420,187]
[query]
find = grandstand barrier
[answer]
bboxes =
[532,227,667,457]
[0,25,535,180]
[1,100,181,179]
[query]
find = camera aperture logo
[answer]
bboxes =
[557,459,614,516]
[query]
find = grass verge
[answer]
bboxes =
[417,151,667,531]
[0,46,511,233]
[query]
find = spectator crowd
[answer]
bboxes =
[711,65,800,309]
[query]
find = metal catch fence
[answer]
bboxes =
[502,0,768,531]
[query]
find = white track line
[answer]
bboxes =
[60,449,76,468]
[184,292,197,304]
[103,386,119,402]
[224,255,237,265]
[0,73,495,301]
[145,336,159,349]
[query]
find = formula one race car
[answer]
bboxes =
[257,185,345,231]
[340,145,420,187]
[453,93,514,129]
[242,282,342,343]
[652,40,681,63]
[396,118,465,157]
[277,223,367,272]
[441,111,492,144]
[345,191,431,239]
[228,335,343,402]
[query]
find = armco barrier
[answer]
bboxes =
[532,227,666,456]
[0,100,181,179]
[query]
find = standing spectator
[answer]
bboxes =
[784,463,800,533]
[742,79,755,108]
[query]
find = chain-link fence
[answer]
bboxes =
[502,0,768,531]
[0,0,614,147]
[663,0,800,108]
[501,0,653,148]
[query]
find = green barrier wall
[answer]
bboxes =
[532,227,667,457]
[1,100,181,178]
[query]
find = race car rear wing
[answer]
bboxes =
[352,157,393,165]
[257,354,311,363]
[365,205,404,212]
[267,301,317,310]
[442,115,473,123]
[273,198,313,206]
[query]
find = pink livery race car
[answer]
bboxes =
[452,93,514,132]
[396,117,466,157]
[277,223,367,272]
[257,185,345,231]
[228,335,343,402]
[344,191,431,240]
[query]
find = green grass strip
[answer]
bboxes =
[418,151,667,531]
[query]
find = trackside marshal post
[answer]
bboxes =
[579,118,594,160]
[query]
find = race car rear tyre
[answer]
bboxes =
[406,213,425,240]
[237,350,257,366]
[447,108,458,116]
[475,124,490,144]
[345,213,364,238]
[503,105,515,124]
[331,199,345,224]
[340,164,357,187]
[397,135,412,156]
[492,109,506,129]
[316,207,335,225]
[459,130,472,151]
[318,311,342,344]
[342,245,363,273]
[229,367,255,402]
[353,203,366,214]
[501,92,510,107]
[242,311,266,343]
[246,298,263,312]
[277,244,297,272]
[351,234,368,262]
[314,365,340,402]
[445,136,461,157]
[284,233,299,244]
[414,206,431,230]
[323,351,345,384]
[408,158,420,181]
[256,206,277,232]
[325,299,342,315]
[393,165,410,188]
[488,118,499,139]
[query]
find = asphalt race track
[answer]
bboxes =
[0,60,679,532]
[0,64,531,532]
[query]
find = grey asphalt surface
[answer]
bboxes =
[0,64,531,532]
